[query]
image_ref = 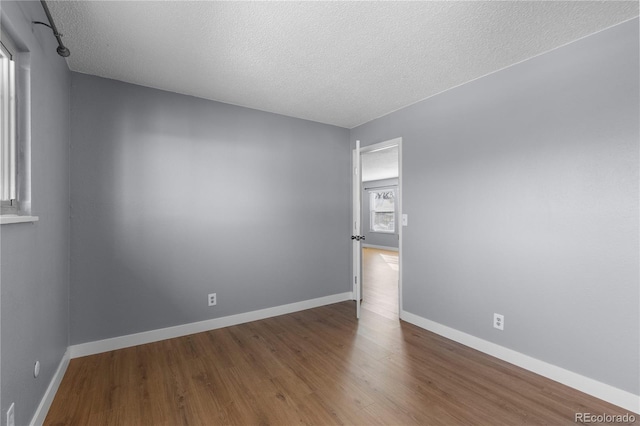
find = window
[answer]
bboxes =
[369,189,395,233]
[0,29,34,224]
[0,31,17,215]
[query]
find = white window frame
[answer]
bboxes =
[369,188,396,234]
[0,29,37,224]
[1,33,17,215]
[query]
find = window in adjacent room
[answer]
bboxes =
[0,30,17,215]
[369,189,395,233]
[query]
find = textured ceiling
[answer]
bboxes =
[48,1,638,129]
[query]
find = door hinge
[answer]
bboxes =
[354,276,357,284]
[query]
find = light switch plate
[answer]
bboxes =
[402,214,408,226]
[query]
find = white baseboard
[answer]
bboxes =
[30,349,70,426]
[70,292,352,358]
[362,243,399,252]
[400,310,640,414]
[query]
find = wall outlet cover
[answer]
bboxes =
[493,313,504,331]
[208,293,217,306]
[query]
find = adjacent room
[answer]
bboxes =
[1,1,638,425]
[360,141,400,320]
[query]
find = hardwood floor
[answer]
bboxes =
[46,259,634,425]
[362,247,399,319]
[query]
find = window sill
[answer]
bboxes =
[1,215,39,225]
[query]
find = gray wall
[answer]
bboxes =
[70,73,350,344]
[0,2,71,424]
[351,19,639,394]
[362,178,398,249]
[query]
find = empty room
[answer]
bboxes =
[1,1,638,425]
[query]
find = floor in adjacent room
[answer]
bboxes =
[362,247,399,320]
[45,249,630,425]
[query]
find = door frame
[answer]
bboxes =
[352,141,362,318]
[356,137,403,317]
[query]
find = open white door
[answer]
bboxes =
[352,140,362,319]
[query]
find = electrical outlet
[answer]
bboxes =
[208,293,217,306]
[493,313,504,330]
[7,403,15,426]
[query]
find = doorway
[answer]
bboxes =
[355,138,402,319]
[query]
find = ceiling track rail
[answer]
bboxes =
[33,0,70,57]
